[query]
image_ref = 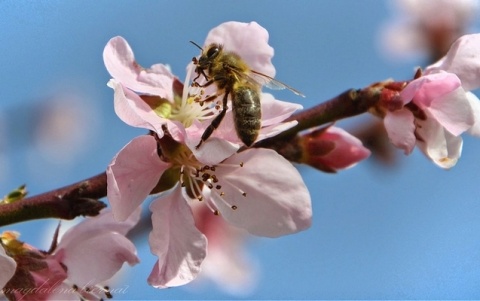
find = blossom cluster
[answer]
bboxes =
[376,33,480,168]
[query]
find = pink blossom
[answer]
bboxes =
[300,126,371,172]
[108,134,311,287]
[103,36,185,141]
[106,21,311,289]
[41,208,140,300]
[383,33,480,168]
[103,22,302,161]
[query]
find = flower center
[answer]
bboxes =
[170,145,247,215]
[169,64,221,128]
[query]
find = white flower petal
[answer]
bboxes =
[147,186,207,288]
[0,245,16,289]
[188,137,239,166]
[466,91,480,136]
[384,109,416,154]
[416,117,463,169]
[212,148,312,237]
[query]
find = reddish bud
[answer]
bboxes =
[299,126,371,173]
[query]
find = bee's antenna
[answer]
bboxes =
[190,41,203,50]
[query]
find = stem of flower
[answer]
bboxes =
[0,173,107,226]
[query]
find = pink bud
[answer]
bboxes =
[300,126,371,172]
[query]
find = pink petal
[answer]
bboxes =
[185,119,239,163]
[427,86,474,135]
[426,33,480,91]
[466,92,480,136]
[212,149,312,237]
[107,135,170,221]
[203,22,276,78]
[55,231,139,287]
[187,137,239,166]
[258,120,299,142]
[400,72,461,108]
[57,208,141,251]
[260,93,302,127]
[384,109,416,154]
[109,80,168,135]
[147,186,207,288]
[415,117,463,169]
[103,36,175,99]
[53,208,140,288]
[103,36,142,87]
[14,258,67,301]
[0,246,16,289]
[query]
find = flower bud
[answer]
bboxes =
[299,126,371,172]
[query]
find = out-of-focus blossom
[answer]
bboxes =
[105,21,311,289]
[299,126,371,172]
[378,34,480,168]
[1,209,140,301]
[380,0,479,61]
[191,202,258,295]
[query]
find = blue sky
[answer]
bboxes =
[1,1,480,299]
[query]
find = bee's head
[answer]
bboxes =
[197,43,222,69]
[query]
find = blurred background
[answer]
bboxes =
[1,0,480,299]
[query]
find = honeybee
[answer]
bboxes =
[190,41,304,149]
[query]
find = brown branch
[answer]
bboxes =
[255,87,381,159]
[0,173,107,227]
[0,86,381,227]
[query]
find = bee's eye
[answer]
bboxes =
[206,46,219,59]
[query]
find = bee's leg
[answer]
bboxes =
[195,90,229,149]
[193,78,215,88]
[192,70,209,84]
[195,92,220,106]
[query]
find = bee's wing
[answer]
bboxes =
[249,70,305,97]
[225,66,305,97]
